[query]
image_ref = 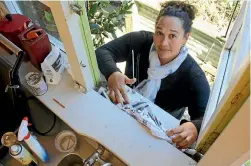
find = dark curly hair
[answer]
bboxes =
[156,1,198,34]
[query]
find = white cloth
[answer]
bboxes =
[135,43,188,102]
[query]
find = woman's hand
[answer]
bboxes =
[108,72,136,104]
[167,122,198,149]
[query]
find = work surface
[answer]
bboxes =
[18,61,196,166]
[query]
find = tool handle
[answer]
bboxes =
[0,34,22,56]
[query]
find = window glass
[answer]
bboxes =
[16,1,61,42]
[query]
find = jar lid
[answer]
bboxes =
[1,132,17,147]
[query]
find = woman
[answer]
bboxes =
[95,1,210,149]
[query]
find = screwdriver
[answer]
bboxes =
[132,50,135,89]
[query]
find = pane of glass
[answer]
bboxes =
[16,1,61,42]
[86,1,132,48]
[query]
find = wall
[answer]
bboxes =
[0,2,9,20]
[198,97,250,166]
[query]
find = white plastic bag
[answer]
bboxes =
[41,46,64,84]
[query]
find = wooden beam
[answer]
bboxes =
[196,55,250,154]
[77,0,100,86]
[198,97,250,166]
[48,1,95,91]
[0,2,9,20]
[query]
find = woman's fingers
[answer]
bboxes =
[108,90,116,103]
[167,122,198,149]
[125,77,137,85]
[114,89,123,104]
[109,87,129,104]
[120,86,129,104]
[167,126,184,137]
[107,72,133,104]
[172,132,188,144]
[177,136,193,149]
[170,131,191,149]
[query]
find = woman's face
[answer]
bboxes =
[153,16,190,65]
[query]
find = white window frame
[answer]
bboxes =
[196,0,250,151]
[199,1,249,133]
[4,0,99,91]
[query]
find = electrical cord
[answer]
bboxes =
[30,114,56,136]
[0,159,5,166]
[26,96,57,136]
[0,42,56,136]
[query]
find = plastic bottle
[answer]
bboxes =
[1,132,38,166]
[18,117,49,162]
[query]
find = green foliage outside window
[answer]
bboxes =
[86,1,134,48]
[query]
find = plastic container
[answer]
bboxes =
[0,14,31,49]
[41,45,64,84]
[18,24,51,70]
[55,130,77,153]
[18,117,49,162]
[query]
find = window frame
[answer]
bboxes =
[197,0,250,150]
[199,0,248,132]
[4,0,100,90]
[5,0,249,152]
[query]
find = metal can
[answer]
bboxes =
[9,143,38,166]
[1,132,17,147]
[25,72,48,96]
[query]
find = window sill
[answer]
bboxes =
[19,62,195,166]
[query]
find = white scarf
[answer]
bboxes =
[135,43,188,102]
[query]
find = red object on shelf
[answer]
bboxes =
[0,14,31,49]
[18,25,51,70]
[26,29,43,40]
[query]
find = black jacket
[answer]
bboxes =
[95,31,210,132]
